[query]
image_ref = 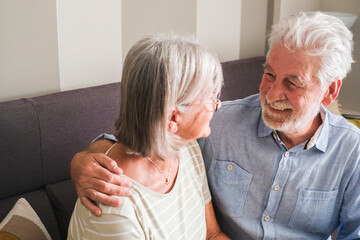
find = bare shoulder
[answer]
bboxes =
[86,138,115,153]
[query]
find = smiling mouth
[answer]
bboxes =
[271,105,291,111]
[267,104,292,114]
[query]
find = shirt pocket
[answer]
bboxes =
[288,188,338,233]
[208,159,252,217]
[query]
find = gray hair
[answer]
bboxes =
[267,11,354,88]
[115,34,223,160]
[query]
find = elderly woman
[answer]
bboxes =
[67,34,229,239]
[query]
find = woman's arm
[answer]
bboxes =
[205,201,230,240]
[69,199,144,239]
[70,139,132,216]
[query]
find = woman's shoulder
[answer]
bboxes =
[179,140,204,170]
[181,139,201,154]
[69,197,139,233]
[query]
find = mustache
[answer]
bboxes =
[265,96,293,111]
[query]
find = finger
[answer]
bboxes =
[80,196,102,216]
[81,178,132,197]
[85,162,132,188]
[108,173,133,188]
[85,189,122,208]
[92,153,123,175]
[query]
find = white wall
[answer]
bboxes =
[0,0,60,101]
[57,0,122,91]
[274,0,320,21]
[122,0,196,62]
[197,0,241,62]
[121,0,241,62]
[239,0,268,58]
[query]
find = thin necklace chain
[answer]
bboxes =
[146,158,172,185]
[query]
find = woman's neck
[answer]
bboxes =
[107,143,179,194]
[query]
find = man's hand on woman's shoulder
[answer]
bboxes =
[70,139,132,216]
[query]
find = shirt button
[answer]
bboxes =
[264,216,271,222]
[227,165,233,171]
[285,152,290,157]
[273,184,280,191]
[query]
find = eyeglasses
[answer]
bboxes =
[179,92,221,112]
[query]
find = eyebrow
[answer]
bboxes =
[263,63,273,71]
[264,63,305,84]
[287,74,304,84]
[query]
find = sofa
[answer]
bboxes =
[0,56,266,239]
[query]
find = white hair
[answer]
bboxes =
[267,11,354,88]
[115,34,223,160]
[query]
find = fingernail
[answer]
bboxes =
[116,166,123,174]
[96,209,101,216]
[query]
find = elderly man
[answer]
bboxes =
[70,12,360,239]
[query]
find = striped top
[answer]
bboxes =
[68,140,211,239]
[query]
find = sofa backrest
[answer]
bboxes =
[0,83,122,239]
[221,56,265,101]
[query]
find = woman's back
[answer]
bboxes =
[68,140,211,239]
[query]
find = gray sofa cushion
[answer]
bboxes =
[31,83,121,184]
[221,56,265,101]
[0,99,42,199]
[46,179,77,240]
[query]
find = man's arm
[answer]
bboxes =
[70,139,132,216]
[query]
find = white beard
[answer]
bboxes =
[261,95,321,134]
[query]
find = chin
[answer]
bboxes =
[199,128,211,139]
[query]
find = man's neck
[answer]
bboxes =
[277,113,323,150]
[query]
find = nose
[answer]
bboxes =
[216,100,222,111]
[262,79,286,102]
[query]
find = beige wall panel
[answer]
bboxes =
[0,0,60,101]
[197,0,241,61]
[240,0,267,58]
[122,0,196,61]
[57,0,123,91]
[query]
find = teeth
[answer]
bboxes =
[272,106,288,111]
[269,103,292,111]
[264,96,292,111]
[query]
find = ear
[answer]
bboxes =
[167,108,179,134]
[321,79,342,106]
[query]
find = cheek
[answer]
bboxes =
[195,111,213,133]
[177,109,213,140]
[287,94,312,113]
[196,110,212,126]
[259,82,268,101]
[259,78,268,93]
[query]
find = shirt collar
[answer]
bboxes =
[257,105,330,152]
[304,110,324,149]
[257,110,273,137]
[314,105,330,152]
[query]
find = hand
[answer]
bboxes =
[70,142,132,216]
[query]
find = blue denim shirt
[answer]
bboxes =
[198,94,360,240]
